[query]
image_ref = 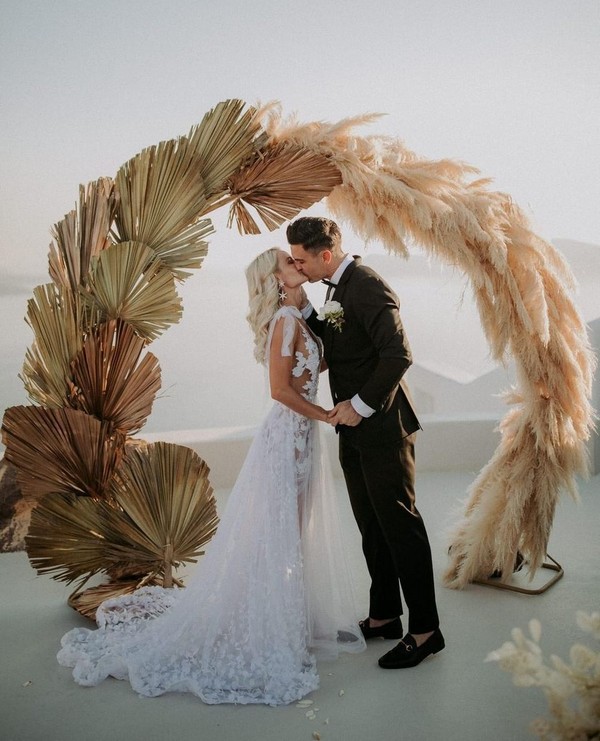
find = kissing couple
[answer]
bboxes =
[58,216,444,705]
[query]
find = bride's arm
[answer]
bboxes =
[269,318,331,423]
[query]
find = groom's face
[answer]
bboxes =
[290,244,331,282]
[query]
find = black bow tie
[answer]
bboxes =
[321,279,336,287]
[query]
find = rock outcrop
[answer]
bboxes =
[0,458,33,552]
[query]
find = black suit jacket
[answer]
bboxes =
[307,258,421,445]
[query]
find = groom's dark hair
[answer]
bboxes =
[286,217,342,253]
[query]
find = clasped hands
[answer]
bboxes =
[326,400,362,427]
[285,287,360,427]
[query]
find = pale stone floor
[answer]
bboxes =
[1,470,598,741]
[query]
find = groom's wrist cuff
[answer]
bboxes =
[351,395,375,418]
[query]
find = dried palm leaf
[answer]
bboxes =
[1,406,121,502]
[103,443,218,581]
[149,217,213,281]
[186,98,267,207]
[113,137,210,277]
[226,143,342,234]
[26,492,111,583]
[20,283,95,407]
[49,177,118,293]
[24,443,218,591]
[68,319,161,435]
[110,100,267,276]
[82,241,182,342]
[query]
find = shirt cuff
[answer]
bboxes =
[351,394,375,418]
[301,302,314,320]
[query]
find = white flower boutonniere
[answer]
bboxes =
[317,300,345,332]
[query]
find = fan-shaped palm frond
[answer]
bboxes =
[24,442,218,595]
[104,442,218,583]
[186,98,267,207]
[20,283,94,407]
[113,137,209,264]
[68,319,161,434]
[26,492,111,583]
[49,177,117,293]
[226,143,343,234]
[1,406,121,501]
[82,241,182,342]
[150,217,213,281]
[26,489,170,619]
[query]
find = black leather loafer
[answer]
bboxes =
[359,616,403,640]
[378,629,445,668]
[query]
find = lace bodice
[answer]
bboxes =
[268,306,322,403]
[267,306,323,482]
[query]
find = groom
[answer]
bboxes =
[288,216,444,669]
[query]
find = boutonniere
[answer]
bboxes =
[317,300,345,332]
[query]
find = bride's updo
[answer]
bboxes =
[246,247,281,365]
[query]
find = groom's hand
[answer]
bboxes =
[328,400,362,427]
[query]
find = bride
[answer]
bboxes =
[57,247,365,706]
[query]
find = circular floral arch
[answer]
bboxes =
[1,99,595,607]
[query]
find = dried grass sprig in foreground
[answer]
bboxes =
[486,612,600,739]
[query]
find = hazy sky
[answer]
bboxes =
[1,0,599,280]
[1,0,599,434]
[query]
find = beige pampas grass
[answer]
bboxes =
[258,104,596,587]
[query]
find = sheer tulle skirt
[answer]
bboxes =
[57,402,365,706]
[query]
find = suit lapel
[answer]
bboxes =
[323,257,360,353]
[329,256,359,304]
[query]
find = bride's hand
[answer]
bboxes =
[320,408,336,425]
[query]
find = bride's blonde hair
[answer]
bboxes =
[246,247,281,365]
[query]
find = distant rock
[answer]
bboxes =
[0,458,33,552]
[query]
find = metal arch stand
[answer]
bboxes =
[472,554,564,595]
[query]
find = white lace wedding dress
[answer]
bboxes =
[57,306,365,705]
